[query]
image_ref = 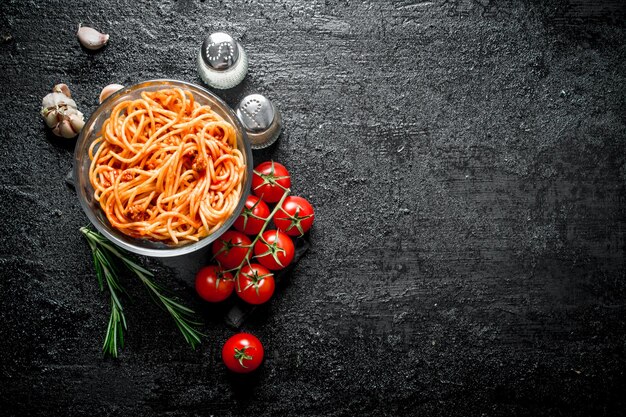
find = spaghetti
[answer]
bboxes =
[88,87,245,244]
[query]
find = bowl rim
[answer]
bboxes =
[73,79,253,258]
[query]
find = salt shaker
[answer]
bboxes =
[197,32,248,90]
[236,94,282,149]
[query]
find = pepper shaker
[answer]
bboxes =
[236,94,282,149]
[197,32,248,90]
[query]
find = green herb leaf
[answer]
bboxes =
[81,226,204,356]
[81,227,127,357]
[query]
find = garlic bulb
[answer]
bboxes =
[99,84,124,103]
[41,84,85,139]
[77,25,109,50]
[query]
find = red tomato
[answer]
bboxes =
[212,231,251,269]
[252,161,291,203]
[254,230,295,270]
[233,195,270,236]
[274,196,315,237]
[222,333,264,373]
[195,265,234,302]
[236,264,275,304]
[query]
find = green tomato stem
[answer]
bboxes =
[233,188,291,292]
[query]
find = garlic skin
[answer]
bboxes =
[77,25,109,50]
[52,83,71,98]
[41,84,85,139]
[41,92,77,117]
[99,84,124,103]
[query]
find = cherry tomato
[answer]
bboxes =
[212,231,251,269]
[195,265,234,302]
[254,230,295,270]
[252,161,291,203]
[236,264,275,304]
[233,195,271,236]
[222,333,264,373]
[274,196,315,237]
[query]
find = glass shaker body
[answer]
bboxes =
[197,32,248,90]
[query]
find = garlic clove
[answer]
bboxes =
[69,112,85,132]
[58,119,78,139]
[43,109,61,128]
[99,84,124,103]
[77,25,109,51]
[52,83,71,98]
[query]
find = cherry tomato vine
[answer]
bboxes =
[194,161,316,374]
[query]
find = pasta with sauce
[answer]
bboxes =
[88,87,245,244]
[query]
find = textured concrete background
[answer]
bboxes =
[1,0,625,416]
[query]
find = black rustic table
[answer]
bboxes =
[1,1,625,416]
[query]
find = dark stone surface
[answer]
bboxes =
[1,0,625,416]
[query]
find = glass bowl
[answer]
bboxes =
[74,79,252,257]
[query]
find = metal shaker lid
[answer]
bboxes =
[200,32,239,70]
[236,94,282,149]
[237,94,275,132]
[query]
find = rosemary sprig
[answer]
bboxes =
[84,232,127,357]
[81,227,203,356]
[133,268,203,349]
